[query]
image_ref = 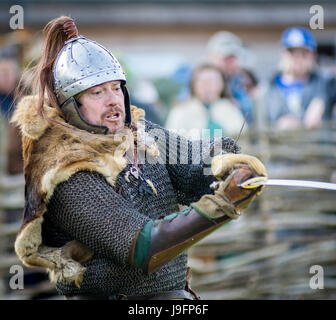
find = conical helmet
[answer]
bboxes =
[53,36,131,133]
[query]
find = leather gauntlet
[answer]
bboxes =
[129,208,231,275]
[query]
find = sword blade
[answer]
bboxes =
[240,178,336,191]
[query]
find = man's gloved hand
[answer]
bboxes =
[212,153,268,208]
[192,156,268,220]
[191,175,239,220]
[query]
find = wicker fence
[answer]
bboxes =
[0,116,335,299]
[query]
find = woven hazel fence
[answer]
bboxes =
[0,115,335,299]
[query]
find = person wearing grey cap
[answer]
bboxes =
[207,31,255,124]
[265,27,327,130]
[11,16,267,300]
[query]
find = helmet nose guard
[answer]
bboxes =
[53,36,132,133]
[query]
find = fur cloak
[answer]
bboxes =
[11,95,159,287]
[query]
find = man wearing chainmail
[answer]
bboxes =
[12,16,267,300]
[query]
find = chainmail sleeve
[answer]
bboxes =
[143,120,240,205]
[45,170,150,267]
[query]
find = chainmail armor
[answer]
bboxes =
[42,120,239,296]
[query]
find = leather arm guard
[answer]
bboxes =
[129,208,231,275]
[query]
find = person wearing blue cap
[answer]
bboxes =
[265,27,327,130]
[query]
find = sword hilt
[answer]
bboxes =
[210,167,267,191]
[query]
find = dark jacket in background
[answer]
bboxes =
[265,71,327,124]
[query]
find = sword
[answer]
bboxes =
[239,178,336,191]
[210,177,336,191]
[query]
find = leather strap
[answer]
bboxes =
[61,97,109,134]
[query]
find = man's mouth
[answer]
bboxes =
[105,111,121,122]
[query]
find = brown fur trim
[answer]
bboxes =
[10,96,58,140]
[13,96,158,287]
[15,216,45,266]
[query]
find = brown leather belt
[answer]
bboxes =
[65,289,196,300]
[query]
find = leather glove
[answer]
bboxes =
[192,164,266,220]
[212,153,268,205]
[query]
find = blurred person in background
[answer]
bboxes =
[265,27,327,130]
[325,61,336,122]
[0,55,23,175]
[206,31,255,124]
[165,64,245,140]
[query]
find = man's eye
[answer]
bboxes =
[93,91,102,95]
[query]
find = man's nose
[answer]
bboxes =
[105,90,119,106]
